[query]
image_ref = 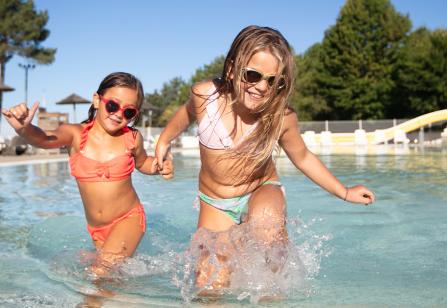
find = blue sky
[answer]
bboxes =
[1,0,446,136]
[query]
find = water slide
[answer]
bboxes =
[308,109,447,145]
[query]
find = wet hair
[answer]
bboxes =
[83,72,144,126]
[213,25,295,184]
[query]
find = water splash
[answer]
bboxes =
[27,213,331,305]
[173,214,332,304]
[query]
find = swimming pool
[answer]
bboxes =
[0,146,446,307]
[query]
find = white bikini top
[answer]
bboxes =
[197,86,257,150]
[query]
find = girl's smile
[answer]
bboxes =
[241,50,280,110]
[94,86,139,132]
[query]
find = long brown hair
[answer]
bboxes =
[83,72,144,127]
[215,26,295,184]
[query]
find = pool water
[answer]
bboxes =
[0,147,446,307]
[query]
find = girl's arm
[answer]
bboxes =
[154,103,192,170]
[2,102,75,149]
[134,130,173,179]
[279,109,374,205]
[155,82,206,167]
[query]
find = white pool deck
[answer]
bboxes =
[0,153,68,167]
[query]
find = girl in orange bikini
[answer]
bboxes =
[2,72,173,276]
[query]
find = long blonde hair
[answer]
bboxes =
[216,25,295,184]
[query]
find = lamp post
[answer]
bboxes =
[18,63,35,103]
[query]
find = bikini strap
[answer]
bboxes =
[79,120,95,151]
[122,126,136,153]
[204,85,220,119]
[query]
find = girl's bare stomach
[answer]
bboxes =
[198,160,278,199]
[77,180,140,226]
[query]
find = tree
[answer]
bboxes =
[145,77,187,127]
[291,43,331,120]
[429,30,447,110]
[145,56,224,126]
[0,0,56,115]
[316,0,411,119]
[393,28,447,117]
[190,55,225,84]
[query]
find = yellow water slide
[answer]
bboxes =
[310,109,447,145]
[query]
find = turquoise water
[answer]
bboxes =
[0,147,446,307]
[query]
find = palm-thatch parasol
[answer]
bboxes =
[0,83,15,92]
[141,99,161,127]
[55,93,91,123]
[0,82,15,132]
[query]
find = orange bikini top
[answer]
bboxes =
[69,121,136,182]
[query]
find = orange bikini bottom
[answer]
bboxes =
[87,204,146,242]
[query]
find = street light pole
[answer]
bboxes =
[18,63,35,103]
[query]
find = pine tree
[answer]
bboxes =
[146,56,224,126]
[291,43,331,120]
[0,0,56,118]
[394,28,447,117]
[316,0,411,119]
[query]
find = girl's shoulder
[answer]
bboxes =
[191,80,218,98]
[71,123,88,139]
[123,126,142,153]
[284,106,297,120]
[281,106,299,131]
[55,123,85,153]
[189,79,224,113]
[284,106,298,121]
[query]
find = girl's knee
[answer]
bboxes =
[248,186,286,222]
[249,219,287,245]
[247,186,287,244]
[87,255,121,279]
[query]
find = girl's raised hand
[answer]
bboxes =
[345,185,375,206]
[1,102,39,132]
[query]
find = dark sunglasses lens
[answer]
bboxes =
[244,70,263,83]
[105,101,119,113]
[267,76,286,89]
[123,108,137,120]
[277,77,286,89]
[267,76,276,86]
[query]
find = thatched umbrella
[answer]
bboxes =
[55,93,91,123]
[141,99,160,112]
[0,83,15,92]
[141,99,161,127]
[0,82,15,133]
